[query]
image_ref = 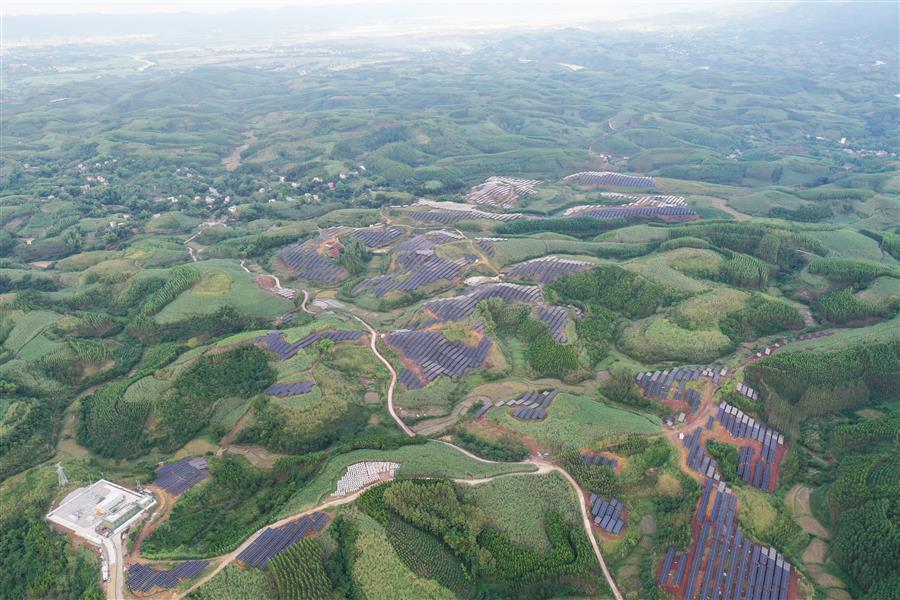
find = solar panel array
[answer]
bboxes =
[636,366,727,410]
[565,205,698,221]
[682,427,721,480]
[237,511,329,570]
[265,381,316,397]
[395,230,462,254]
[716,402,784,492]
[736,382,759,401]
[256,330,363,361]
[127,560,209,593]
[512,407,547,420]
[658,480,794,599]
[353,253,470,296]
[507,256,592,284]
[582,454,618,469]
[387,329,493,387]
[425,283,544,322]
[564,171,657,187]
[598,192,686,207]
[473,400,493,419]
[536,305,570,342]
[588,494,625,534]
[474,238,499,257]
[407,209,523,224]
[466,176,541,208]
[351,225,404,248]
[278,245,347,285]
[154,457,209,495]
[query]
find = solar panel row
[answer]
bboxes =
[387,329,493,387]
[154,457,209,495]
[474,238,496,256]
[467,176,541,208]
[425,283,544,322]
[265,381,316,397]
[567,205,698,221]
[636,365,728,406]
[256,329,363,361]
[683,426,720,480]
[659,481,794,599]
[407,209,523,224]
[353,253,470,296]
[511,407,547,420]
[126,560,209,593]
[278,245,347,284]
[536,305,570,342]
[507,256,592,284]
[581,454,618,469]
[237,511,329,570]
[564,171,657,188]
[350,226,404,248]
[589,495,625,534]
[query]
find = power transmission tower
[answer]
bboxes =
[56,462,69,487]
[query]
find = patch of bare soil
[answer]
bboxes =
[786,485,831,538]
[225,444,286,469]
[707,196,751,221]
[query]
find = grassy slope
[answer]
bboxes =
[461,471,578,552]
[488,393,660,451]
[278,441,536,517]
[350,509,456,600]
[155,259,292,324]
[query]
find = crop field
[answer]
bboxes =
[491,238,611,267]
[620,316,732,363]
[187,564,272,600]
[278,441,536,516]
[16,334,63,361]
[488,393,660,451]
[854,275,900,307]
[156,260,292,323]
[123,376,172,404]
[809,229,897,263]
[461,472,578,551]
[788,314,900,351]
[2,310,63,354]
[672,288,750,329]
[623,248,722,294]
[350,511,456,600]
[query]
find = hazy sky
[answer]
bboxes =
[3,0,764,17]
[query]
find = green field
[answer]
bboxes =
[349,510,456,600]
[488,393,660,451]
[278,441,537,517]
[620,316,732,363]
[623,248,722,294]
[461,471,578,552]
[672,288,750,328]
[155,259,293,324]
[187,565,271,600]
[2,310,63,354]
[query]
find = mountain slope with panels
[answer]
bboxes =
[350,224,405,248]
[126,560,209,593]
[564,171,657,187]
[406,199,525,223]
[387,325,494,389]
[352,229,474,298]
[423,283,545,322]
[658,480,797,600]
[236,512,329,570]
[255,329,364,361]
[506,256,593,284]
[466,176,541,209]
[277,228,349,285]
